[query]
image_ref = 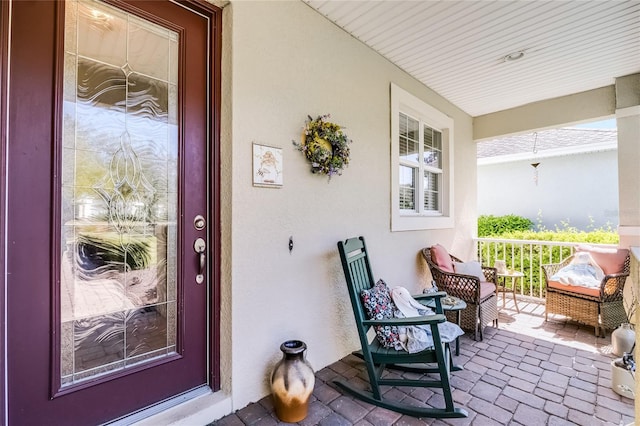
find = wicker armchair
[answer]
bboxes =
[542,248,630,337]
[422,247,498,341]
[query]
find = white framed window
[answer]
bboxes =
[391,83,454,231]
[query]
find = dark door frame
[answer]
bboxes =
[203,0,223,392]
[0,0,221,420]
[0,0,9,420]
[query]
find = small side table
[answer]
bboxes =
[426,297,467,356]
[496,271,523,313]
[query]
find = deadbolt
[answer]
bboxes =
[194,215,206,230]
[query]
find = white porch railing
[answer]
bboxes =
[474,238,617,299]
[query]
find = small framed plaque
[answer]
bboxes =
[253,143,283,188]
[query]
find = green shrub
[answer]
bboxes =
[498,229,619,244]
[478,215,533,237]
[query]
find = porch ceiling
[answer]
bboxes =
[304,0,640,117]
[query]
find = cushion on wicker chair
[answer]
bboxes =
[453,261,485,281]
[547,280,600,298]
[431,244,454,272]
[479,282,497,299]
[446,281,496,299]
[576,245,629,275]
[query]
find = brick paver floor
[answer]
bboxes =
[213,297,635,425]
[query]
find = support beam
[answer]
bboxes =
[473,86,615,141]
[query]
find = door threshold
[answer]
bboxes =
[106,386,232,426]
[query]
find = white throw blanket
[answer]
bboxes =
[550,251,605,289]
[390,287,464,354]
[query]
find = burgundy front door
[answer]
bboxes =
[6,1,219,423]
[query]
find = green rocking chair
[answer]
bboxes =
[336,237,468,419]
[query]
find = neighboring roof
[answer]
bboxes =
[477,128,617,165]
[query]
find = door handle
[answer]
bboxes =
[194,238,206,284]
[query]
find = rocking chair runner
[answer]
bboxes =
[336,237,468,419]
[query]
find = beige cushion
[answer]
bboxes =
[453,261,485,281]
[547,280,600,298]
[480,282,496,299]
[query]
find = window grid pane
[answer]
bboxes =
[399,165,416,210]
[423,125,442,169]
[423,170,439,211]
[399,113,419,163]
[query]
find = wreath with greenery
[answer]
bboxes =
[293,114,352,178]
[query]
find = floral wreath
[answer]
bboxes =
[293,114,352,178]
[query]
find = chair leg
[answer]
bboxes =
[476,306,482,341]
[448,343,463,371]
[545,306,548,321]
[438,346,455,412]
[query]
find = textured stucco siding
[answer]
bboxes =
[222,0,477,410]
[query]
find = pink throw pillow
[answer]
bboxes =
[576,245,629,275]
[431,244,454,272]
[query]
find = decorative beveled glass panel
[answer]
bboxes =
[61,0,179,387]
[128,20,172,81]
[77,1,127,66]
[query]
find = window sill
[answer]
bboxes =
[392,215,454,231]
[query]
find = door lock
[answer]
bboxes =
[194,215,206,230]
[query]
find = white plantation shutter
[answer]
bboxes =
[391,83,454,231]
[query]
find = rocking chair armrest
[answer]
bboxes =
[362,314,446,327]
[412,291,447,301]
[412,292,447,314]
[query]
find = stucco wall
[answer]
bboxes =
[223,0,476,409]
[478,150,620,230]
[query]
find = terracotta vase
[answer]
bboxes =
[270,340,315,422]
[612,323,635,356]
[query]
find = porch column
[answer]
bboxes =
[616,76,640,416]
[615,73,640,248]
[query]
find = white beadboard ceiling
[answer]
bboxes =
[304,0,640,117]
